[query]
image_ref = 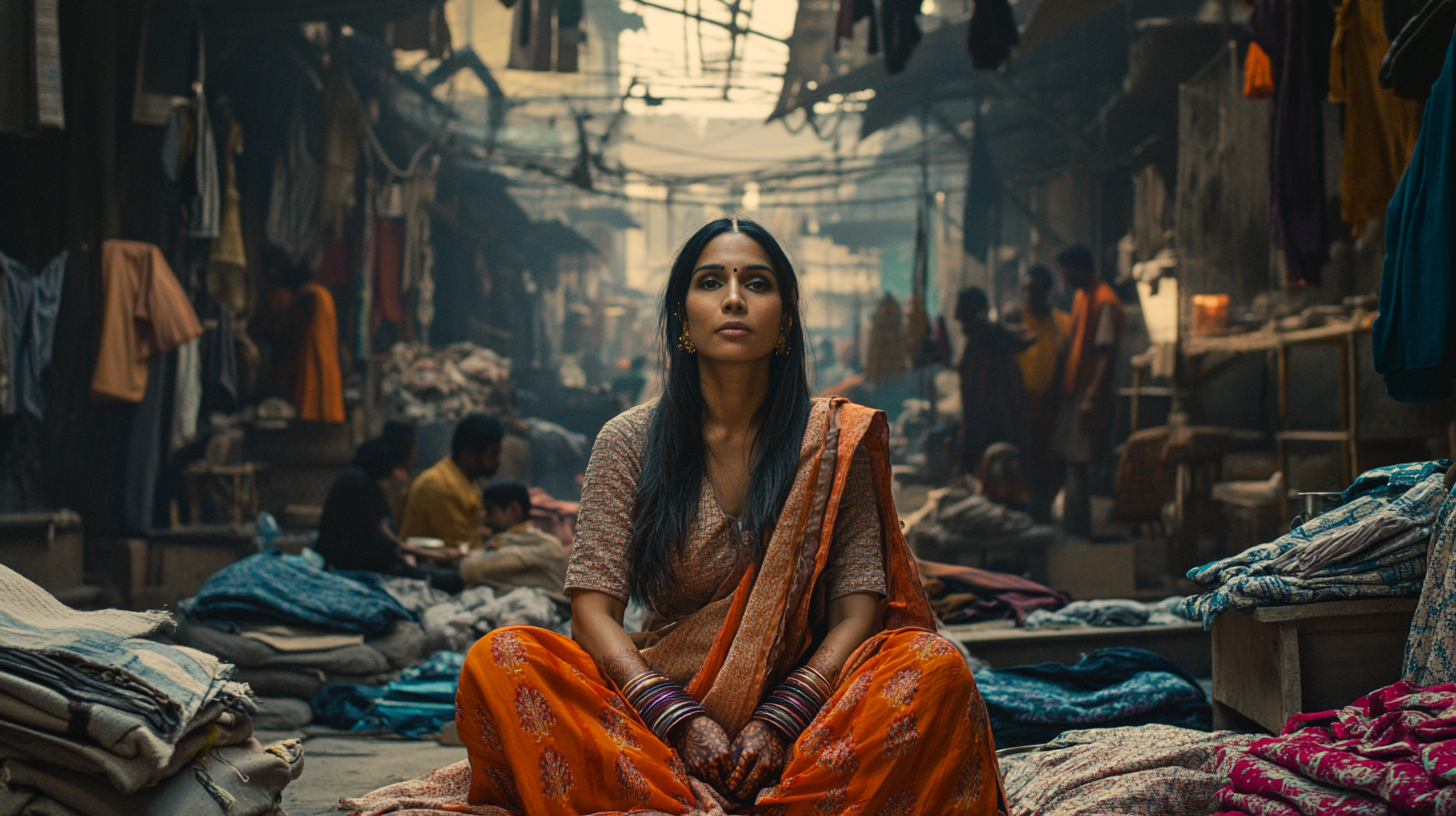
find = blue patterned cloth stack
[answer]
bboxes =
[1182,461,1454,628]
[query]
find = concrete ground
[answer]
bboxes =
[263,733,467,816]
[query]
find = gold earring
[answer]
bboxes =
[775,317,791,356]
[677,314,697,354]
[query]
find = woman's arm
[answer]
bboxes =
[726,591,880,799]
[573,589,736,791]
[570,589,647,685]
[805,591,881,684]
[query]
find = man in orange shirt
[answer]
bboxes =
[1052,245,1123,539]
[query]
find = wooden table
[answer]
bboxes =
[1210,597,1417,733]
[1130,314,1374,518]
[945,618,1212,677]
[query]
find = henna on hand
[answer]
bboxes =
[807,645,842,686]
[727,719,787,801]
[594,647,650,687]
[671,714,734,791]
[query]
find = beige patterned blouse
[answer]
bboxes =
[565,400,888,620]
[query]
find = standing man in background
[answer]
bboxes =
[1008,265,1072,519]
[1053,245,1123,539]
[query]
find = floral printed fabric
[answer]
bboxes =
[1406,488,1456,686]
[1000,725,1256,816]
[1211,680,1456,816]
[446,626,1002,816]
[1183,469,1452,627]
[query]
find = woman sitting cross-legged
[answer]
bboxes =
[455,217,1005,816]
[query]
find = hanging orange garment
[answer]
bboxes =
[294,282,345,423]
[91,241,204,402]
[453,400,1005,816]
[1061,281,1124,397]
[1329,0,1424,233]
[1245,42,1275,98]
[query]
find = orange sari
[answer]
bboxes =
[455,400,1005,815]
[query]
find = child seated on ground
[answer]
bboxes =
[458,480,568,599]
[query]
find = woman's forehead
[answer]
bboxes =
[695,233,774,268]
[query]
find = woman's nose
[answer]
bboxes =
[721,279,747,312]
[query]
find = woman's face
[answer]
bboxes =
[683,232,786,364]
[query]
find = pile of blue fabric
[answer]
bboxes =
[974,647,1211,748]
[1182,461,1453,627]
[183,549,411,636]
[312,651,464,738]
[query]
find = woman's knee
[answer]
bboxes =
[463,625,569,677]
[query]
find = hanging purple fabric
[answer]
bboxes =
[1248,0,1335,286]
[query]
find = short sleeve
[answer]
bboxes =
[1094,304,1118,348]
[564,406,653,602]
[823,444,889,600]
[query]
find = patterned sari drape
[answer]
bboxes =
[452,400,1005,816]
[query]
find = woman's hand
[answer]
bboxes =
[726,719,787,802]
[670,714,734,792]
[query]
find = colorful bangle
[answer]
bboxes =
[623,670,707,741]
[751,667,833,741]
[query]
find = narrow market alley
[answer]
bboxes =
[4,0,1456,814]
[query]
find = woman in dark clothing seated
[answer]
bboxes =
[315,433,464,593]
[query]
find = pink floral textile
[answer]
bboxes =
[1213,681,1456,815]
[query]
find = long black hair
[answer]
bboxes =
[627,218,812,609]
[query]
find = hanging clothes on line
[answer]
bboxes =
[295,282,345,424]
[1244,41,1275,97]
[837,0,880,54]
[265,113,321,267]
[91,241,203,403]
[882,0,924,74]
[187,29,219,239]
[318,55,367,243]
[0,250,65,420]
[401,159,438,344]
[1379,0,1456,100]
[1248,0,1335,286]
[1375,35,1456,402]
[208,118,249,321]
[968,0,1019,70]
[1329,0,1422,234]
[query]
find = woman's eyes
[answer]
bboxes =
[698,276,773,292]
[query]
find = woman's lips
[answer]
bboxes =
[717,321,751,338]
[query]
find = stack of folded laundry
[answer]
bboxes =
[0,564,303,815]
[1213,680,1456,815]
[175,551,429,730]
[1183,462,1452,627]
[171,615,430,730]
[975,647,1211,748]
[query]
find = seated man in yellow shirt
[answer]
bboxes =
[399,413,503,550]
[458,480,568,600]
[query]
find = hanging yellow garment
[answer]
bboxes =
[1329,0,1424,234]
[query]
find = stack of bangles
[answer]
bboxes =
[751,666,833,741]
[622,671,708,741]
